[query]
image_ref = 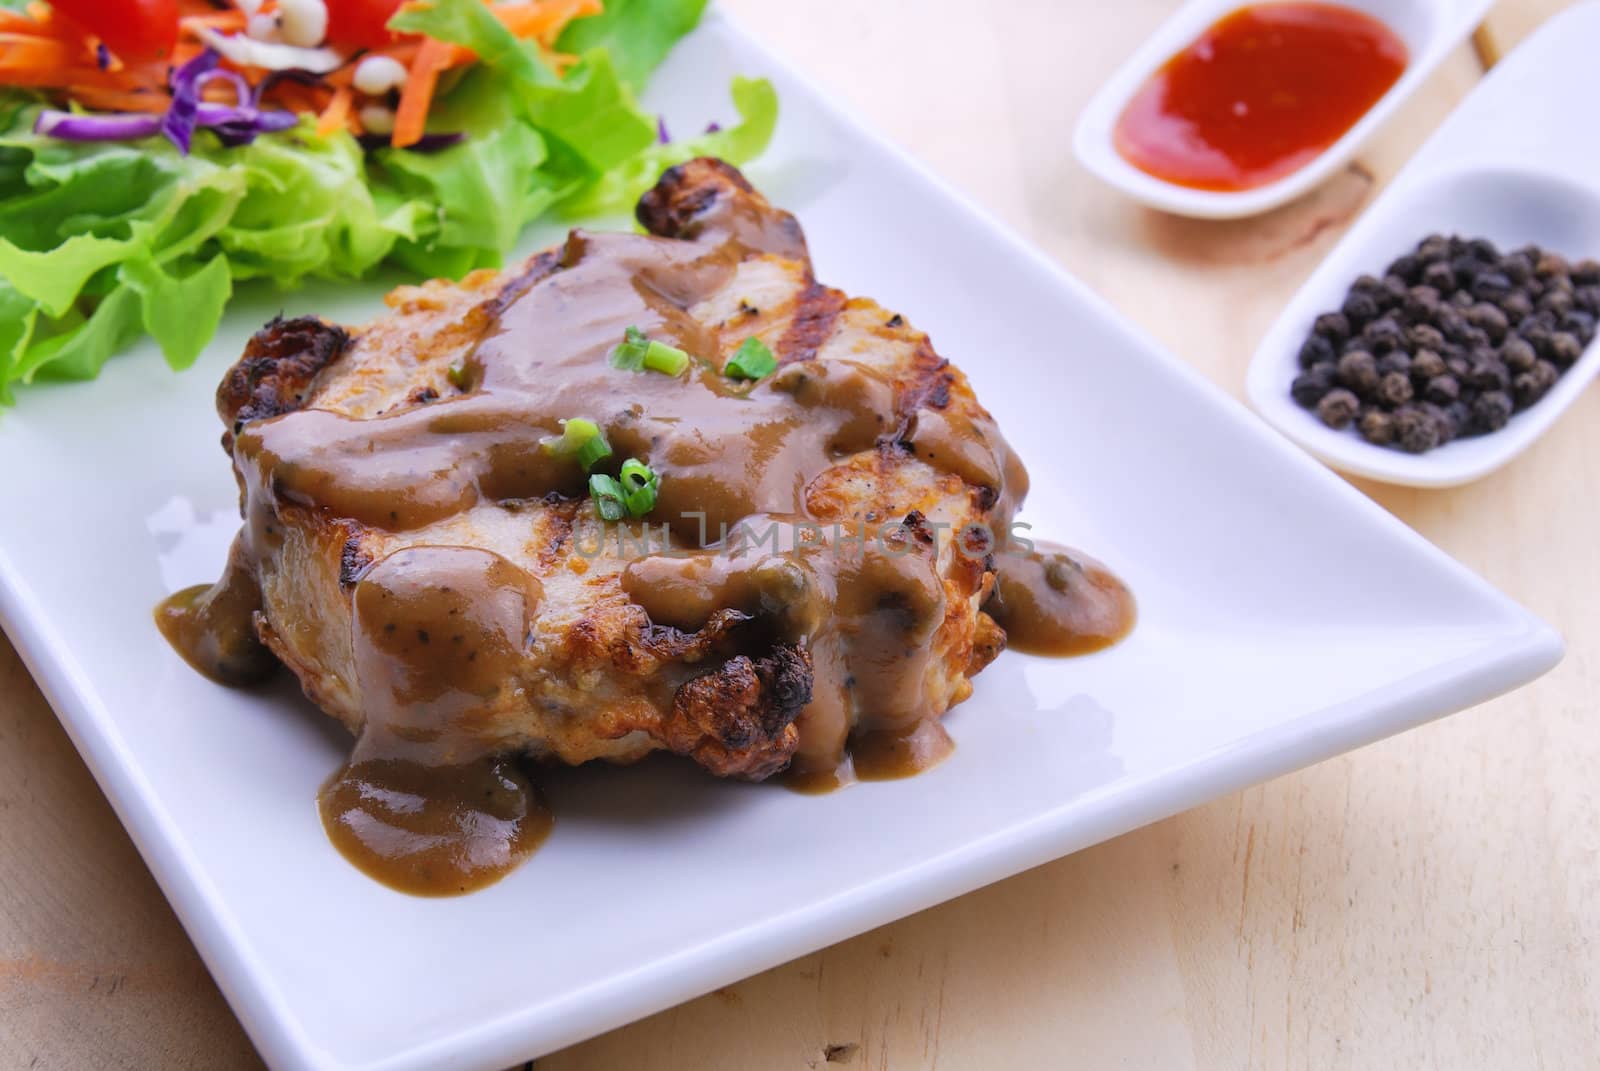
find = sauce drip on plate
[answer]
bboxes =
[1114,2,1408,192]
[986,542,1137,657]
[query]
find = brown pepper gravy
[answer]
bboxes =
[156,177,1135,893]
[986,542,1137,657]
[319,756,551,896]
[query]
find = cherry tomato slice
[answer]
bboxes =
[326,0,408,51]
[50,0,179,63]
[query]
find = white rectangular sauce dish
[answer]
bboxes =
[1074,0,1496,219]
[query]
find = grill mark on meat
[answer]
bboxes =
[216,316,349,439]
[483,248,563,322]
[776,282,848,365]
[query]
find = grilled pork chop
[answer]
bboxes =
[191,159,1029,798]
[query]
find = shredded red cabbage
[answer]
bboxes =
[162,49,221,153]
[35,110,162,141]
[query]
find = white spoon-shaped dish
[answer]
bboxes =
[1074,0,1495,219]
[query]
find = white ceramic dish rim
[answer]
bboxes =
[0,7,1565,1071]
[1245,2,1600,487]
[1072,0,1496,219]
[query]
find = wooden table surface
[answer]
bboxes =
[4,1,1597,1067]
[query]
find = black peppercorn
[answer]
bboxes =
[1403,286,1441,321]
[1421,261,1455,292]
[1410,348,1447,382]
[1549,331,1584,367]
[1500,290,1534,323]
[1574,285,1600,314]
[1423,402,1459,445]
[1573,258,1600,285]
[1537,252,1570,278]
[1298,333,1336,369]
[1291,365,1338,407]
[1449,289,1476,309]
[1540,289,1574,318]
[1375,371,1413,407]
[1561,309,1595,342]
[1417,235,1451,262]
[1446,354,1472,379]
[1337,349,1381,396]
[1472,390,1514,432]
[1394,406,1440,453]
[1471,271,1513,302]
[1376,351,1412,377]
[1406,323,1445,352]
[1316,388,1361,429]
[1467,238,1499,262]
[1423,374,1459,405]
[1358,408,1395,445]
[1500,336,1537,373]
[1503,252,1534,285]
[1446,400,1473,436]
[1513,360,1559,409]
[1362,316,1405,354]
[1465,302,1510,343]
[1312,311,1351,344]
[1386,253,1421,283]
[1342,290,1380,327]
[1465,357,1509,392]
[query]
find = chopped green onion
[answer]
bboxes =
[642,339,689,375]
[541,418,612,471]
[610,326,650,370]
[446,360,470,390]
[725,337,777,380]
[589,459,661,520]
[588,474,627,521]
[619,458,660,516]
[611,326,690,375]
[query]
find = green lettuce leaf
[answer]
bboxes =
[558,76,779,219]
[556,0,710,93]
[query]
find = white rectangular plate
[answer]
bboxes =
[0,11,1562,1071]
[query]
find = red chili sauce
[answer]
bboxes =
[1113,3,1409,192]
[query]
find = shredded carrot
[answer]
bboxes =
[316,85,353,137]
[392,35,455,149]
[495,0,603,47]
[70,87,173,113]
[178,12,249,34]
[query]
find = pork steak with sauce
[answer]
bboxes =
[207,158,1028,783]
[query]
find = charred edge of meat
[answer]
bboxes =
[482,248,563,322]
[636,157,808,261]
[639,607,754,660]
[969,610,1007,677]
[216,316,349,438]
[338,523,374,591]
[776,282,848,365]
[637,157,755,238]
[668,644,812,780]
